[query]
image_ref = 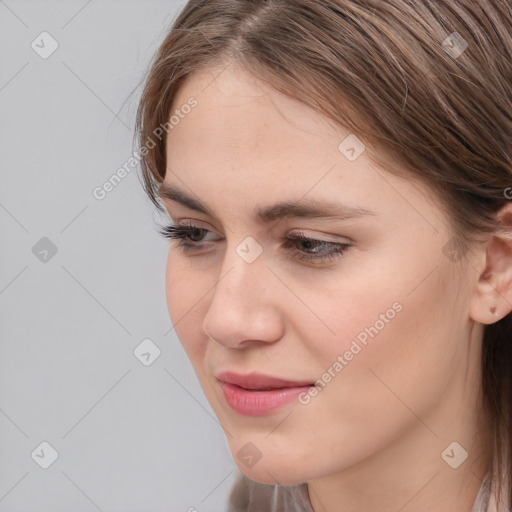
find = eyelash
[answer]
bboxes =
[157,222,350,263]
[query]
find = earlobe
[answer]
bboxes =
[469,203,512,325]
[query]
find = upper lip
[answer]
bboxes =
[216,371,313,390]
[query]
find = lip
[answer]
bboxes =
[216,371,314,416]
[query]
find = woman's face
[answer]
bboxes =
[161,63,483,485]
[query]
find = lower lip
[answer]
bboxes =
[219,381,313,416]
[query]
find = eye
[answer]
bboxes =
[282,230,350,263]
[157,222,218,248]
[158,223,350,263]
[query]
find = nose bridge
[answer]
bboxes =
[203,236,282,347]
[213,236,268,312]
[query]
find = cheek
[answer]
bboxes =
[299,262,462,433]
[165,253,183,321]
[289,268,405,370]
[165,254,207,361]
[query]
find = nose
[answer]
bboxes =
[202,241,285,350]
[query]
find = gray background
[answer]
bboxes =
[0,1,237,510]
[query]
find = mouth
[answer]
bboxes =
[216,371,315,416]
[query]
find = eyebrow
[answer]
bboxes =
[158,183,376,223]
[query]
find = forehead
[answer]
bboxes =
[167,63,345,161]
[162,64,439,231]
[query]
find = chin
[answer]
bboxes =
[236,463,309,486]
[227,443,314,486]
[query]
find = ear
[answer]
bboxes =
[470,202,512,325]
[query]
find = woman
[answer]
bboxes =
[135,1,512,510]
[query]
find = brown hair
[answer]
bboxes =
[135,0,512,507]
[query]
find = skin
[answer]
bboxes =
[160,61,512,512]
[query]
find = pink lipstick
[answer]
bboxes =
[216,371,314,416]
